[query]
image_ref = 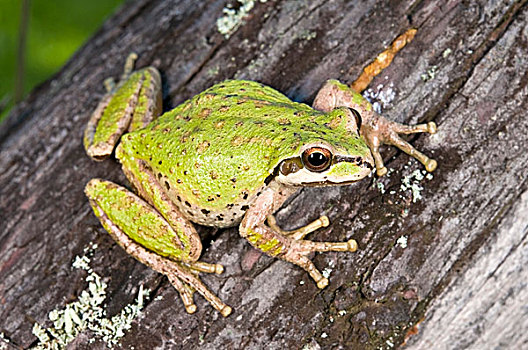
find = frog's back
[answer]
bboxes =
[119,80,351,227]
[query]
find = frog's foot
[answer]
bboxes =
[101,53,137,92]
[84,54,162,161]
[85,179,231,316]
[366,117,437,176]
[285,238,358,288]
[244,221,357,289]
[104,77,116,92]
[183,261,225,275]
[121,52,139,80]
[164,262,231,317]
[241,188,358,289]
[168,260,226,311]
[267,214,330,241]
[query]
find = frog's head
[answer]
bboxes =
[275,108,374,187]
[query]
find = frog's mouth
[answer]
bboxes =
[274,154,373,187]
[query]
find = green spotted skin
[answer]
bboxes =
[327,79,373,111]
[245,227,284,256]
[85,179,197,261]
[84,67,161,160]
[116,80,371,227]
[86,73,143,151]
[129,69,157,131]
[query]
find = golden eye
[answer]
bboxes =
[302,147,332,172]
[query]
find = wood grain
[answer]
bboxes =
[1,0,527,349]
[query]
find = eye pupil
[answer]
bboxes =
[302,147,332,172]
[308,152,327,167]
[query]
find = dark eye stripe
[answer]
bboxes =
[333,155,373,169]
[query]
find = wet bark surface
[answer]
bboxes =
[1,0,528,349]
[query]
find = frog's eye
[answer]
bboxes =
[302,147,333,172]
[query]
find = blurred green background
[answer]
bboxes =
[0,0,124,122]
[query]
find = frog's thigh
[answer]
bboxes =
[85,179,199,262]
[117,149,203,260]
[84,67,162,161]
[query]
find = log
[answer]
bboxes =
[1,0,527,349]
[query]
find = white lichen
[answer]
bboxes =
[400,168,430,203]
[396,235,408,249]
[376,181,386,194]
[72,255,91,271]
[362,81,396,114]
[0,332,10,350]
[302,341,322,350]
[421,65,438,82]
[216,0,267,38]
[300,30,317,41]
[32,244,150,349]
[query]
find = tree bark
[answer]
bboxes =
[1,0,527,349]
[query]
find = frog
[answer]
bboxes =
[83,53,437,317]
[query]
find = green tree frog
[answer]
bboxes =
[83,54,437,316]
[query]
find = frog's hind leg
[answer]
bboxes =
[241,186,358,289]
[122,150,231,314]
[84,54,162,161]
[85,179,231,316]
[313,79,437,176]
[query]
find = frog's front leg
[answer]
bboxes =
[240,184,357,289]
[313,80,437,176]
[266,214,330,241]
[84,54,162,161]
